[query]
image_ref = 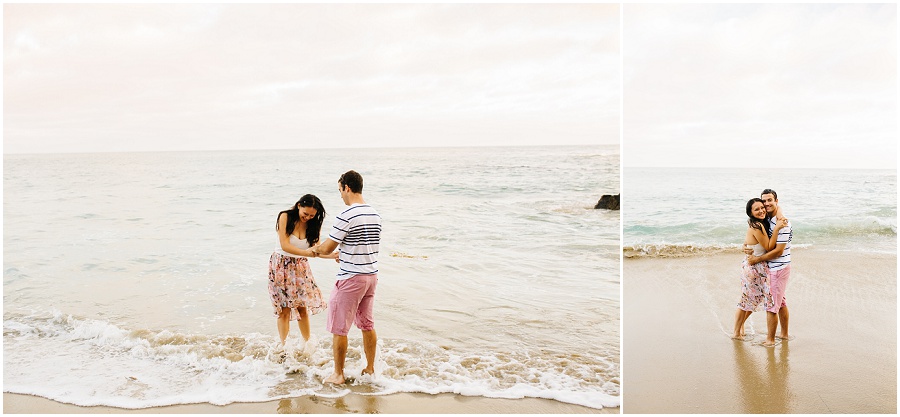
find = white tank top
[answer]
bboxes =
[750,243,765,256]
[275,234,310,258]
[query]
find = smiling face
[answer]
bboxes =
[751,201,767,220]
[297,205,318,223]
[761,193,778,215]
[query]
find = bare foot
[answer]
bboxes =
[323,372,345,385]
[269,343,287,363]
[776,335,795,341]
[761,340,776,347]
[361,367,375,376]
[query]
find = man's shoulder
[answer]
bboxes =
[341,204,380,219]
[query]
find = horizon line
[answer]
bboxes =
[624,165,896,171]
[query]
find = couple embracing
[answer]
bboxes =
[267,170,382,384]
[733,188,793,347]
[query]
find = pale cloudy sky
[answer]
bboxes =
[4,3,620,154]
[624,3,897,169]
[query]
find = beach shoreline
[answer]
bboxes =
[3,392,618,414]
[623,248,897,414]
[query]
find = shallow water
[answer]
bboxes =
[3,145,620,409]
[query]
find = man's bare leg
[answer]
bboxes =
[362,329,377,375]
[763,311,777,347]
[777,306,790,340]
[324,335,348,384]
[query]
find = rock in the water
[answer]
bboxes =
[595,194,620,210]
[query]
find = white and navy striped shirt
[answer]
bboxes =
[328,204,382,280]
[767,216,792,271]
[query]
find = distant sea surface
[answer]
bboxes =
[624,167,897,257]
[3,145,620,409]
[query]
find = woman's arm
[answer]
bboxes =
[762,218,788,251]
[762,223,778,251]
[317,250,339,259]
[277,213,318,257]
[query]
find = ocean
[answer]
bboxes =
[624,167,897,257]
[3,145,621,410]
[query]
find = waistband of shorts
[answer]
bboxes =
[272,251,310,261]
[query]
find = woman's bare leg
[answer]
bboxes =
[732,309,745,339]
[277,308,291,344]
[296,307,310,341]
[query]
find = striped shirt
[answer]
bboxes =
[767,216,792,271]
[327,203,382,281]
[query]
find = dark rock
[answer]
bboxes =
[595,194,619,210]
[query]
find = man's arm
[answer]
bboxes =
[748,243,785,265]
[312,238,338,256]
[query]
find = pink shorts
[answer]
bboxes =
[326,274,378,336]
[766,264,790,314]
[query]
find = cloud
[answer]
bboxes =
[4,4,620,153]
[624,3,896,169]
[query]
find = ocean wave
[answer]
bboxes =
[623,243,815,259]
[3,310,619,410]
[623,244,739,258]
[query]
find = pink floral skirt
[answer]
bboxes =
[268,252,327,320]
[737,259,774,312]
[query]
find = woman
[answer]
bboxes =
[268,194,332,349]
[732,198,787,340]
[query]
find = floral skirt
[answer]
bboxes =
[736,259,774,312]
[268,252,327,320]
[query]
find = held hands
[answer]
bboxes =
[310,245,339,260]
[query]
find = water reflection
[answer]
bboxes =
[276,394,382,414]
[733,339,792,413]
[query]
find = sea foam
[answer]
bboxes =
[3,310,620,410]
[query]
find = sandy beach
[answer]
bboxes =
[623,249,896,413]
[3,392,617,414]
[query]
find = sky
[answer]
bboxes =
[3,3,621,154]
[624,3,897,169]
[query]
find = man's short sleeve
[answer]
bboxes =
[777,223,792,244]
[328,214,351,243]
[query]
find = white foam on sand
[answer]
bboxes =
[3,310,620,410]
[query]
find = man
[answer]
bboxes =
[747,188,792,347]
[312,170,382,384]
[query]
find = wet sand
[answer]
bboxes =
[3,392,617,414]
[623,249,897,413]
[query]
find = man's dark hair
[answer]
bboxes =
[339,170,364,194]
[761,188,778,201]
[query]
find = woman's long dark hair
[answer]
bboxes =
[276,194,326,247]
[745,198,771,236]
